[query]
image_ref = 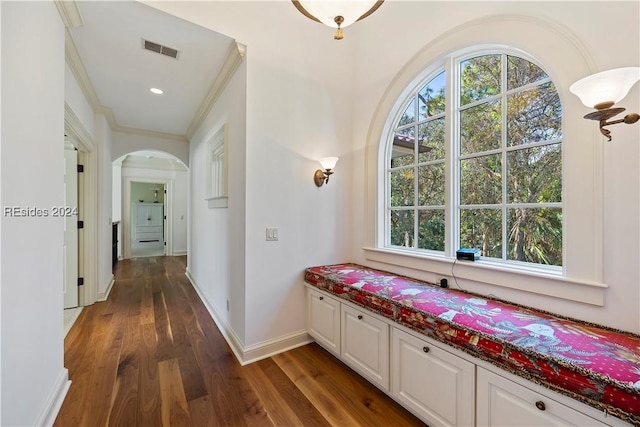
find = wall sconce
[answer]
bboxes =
[314,157,339,187]
[569,67,640,141]
[292,0,384,40]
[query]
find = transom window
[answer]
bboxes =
[387,51,562,267]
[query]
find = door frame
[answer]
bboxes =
[65,103,98,306]
[122,177,173,259]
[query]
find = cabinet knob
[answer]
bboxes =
[422,346,430,353]
[319,296,324,301]
[357,315,363,320]
[535,401,546,411]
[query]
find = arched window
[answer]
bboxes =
[386,50,562,268]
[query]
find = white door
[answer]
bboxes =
[64,146,79,309]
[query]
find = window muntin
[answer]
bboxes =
[389,70,446,252]
[386,51,562,267]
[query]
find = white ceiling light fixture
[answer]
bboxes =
[292,0,384,40]
[150,87,164,95]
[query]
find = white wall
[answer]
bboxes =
[151,0,640,347]
[112,162,122,222]
[150,1,355,355]
[112,131,189,166]
[0,2,68,425]
[95,114,114,296]
[188,56,246,344]
[120,165,188,255]
[349,1,640,332]
[65,62,94,138]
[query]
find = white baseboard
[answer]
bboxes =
[242,329,312,365]
[172,250,187,256]
[185,269,312,366]
[98,275,115,301]
[34,368,71,427]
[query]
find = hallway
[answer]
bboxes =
[54,256,424,426]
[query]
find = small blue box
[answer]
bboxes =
[456,248,480,261]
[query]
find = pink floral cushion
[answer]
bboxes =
[305,263,640,425]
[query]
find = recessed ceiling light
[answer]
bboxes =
[150,87,164,95]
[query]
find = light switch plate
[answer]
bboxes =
[266,227,278,241]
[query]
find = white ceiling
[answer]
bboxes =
[68,1,235,138]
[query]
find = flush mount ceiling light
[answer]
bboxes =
[150,87,164,95]
[569,67,640,141]
[292,0,384,40]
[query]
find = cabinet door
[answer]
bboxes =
[148,204,163,226]
[306,288,341,356]
[136,204,150,225]
[392,328,475,426]
[477,367,607,427]
[341,304,389,390]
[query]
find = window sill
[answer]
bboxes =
[206,196,228,209]
[362,247,607,306]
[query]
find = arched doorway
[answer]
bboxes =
[113,150,188,261]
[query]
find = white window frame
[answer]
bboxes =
[205,124,229,209]
[366,30,606,306]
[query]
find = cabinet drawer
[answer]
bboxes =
[392,328,475,426]
[306,288,341,356]
[477,367,608,426]
[341,304,389,390]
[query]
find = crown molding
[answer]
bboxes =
[66,31,188,143]
[55,0,84,28]
[63,8,229,144]
[65,29,102,112]
[185,41,247,140]
[64,102,95,152]
[112,124,188,143]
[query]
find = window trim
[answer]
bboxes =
[386,48,564,268]
[368,20,605,306]
[205,123,229,209]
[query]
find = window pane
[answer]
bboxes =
[390,169,414,207]
[391,127,415,167]
[507,56,548,90]
[399,99,416,127]
[460,154,502,205]
[419,71,446,119]
[418,163,445,206]
[460,100,502,155]
[391,210,414,247]
[460,55,501,105]
[460,209,502,258]
[507,82,562,146]
[418,209,445,250]
[508,144,561,204]
[418,118,445,162]
[508,208,562,266]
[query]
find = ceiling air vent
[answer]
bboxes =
[142,39,179,59]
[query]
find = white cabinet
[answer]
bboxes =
[134,203,163,243]
[305,286,627,427]
[341,304,389,390]
[477,367,607,427]
[392,328,475,426]
[306,288,341,356]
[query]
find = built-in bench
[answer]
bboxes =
[304,263,640,425]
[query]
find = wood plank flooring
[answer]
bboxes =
[54,256,426,427]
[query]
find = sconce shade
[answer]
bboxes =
[295,1,381,28]
[318,156,339,170]
[570,67,640,108]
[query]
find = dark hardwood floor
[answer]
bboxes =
[54,256,426,427]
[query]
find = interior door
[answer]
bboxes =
[64,145,79,309]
